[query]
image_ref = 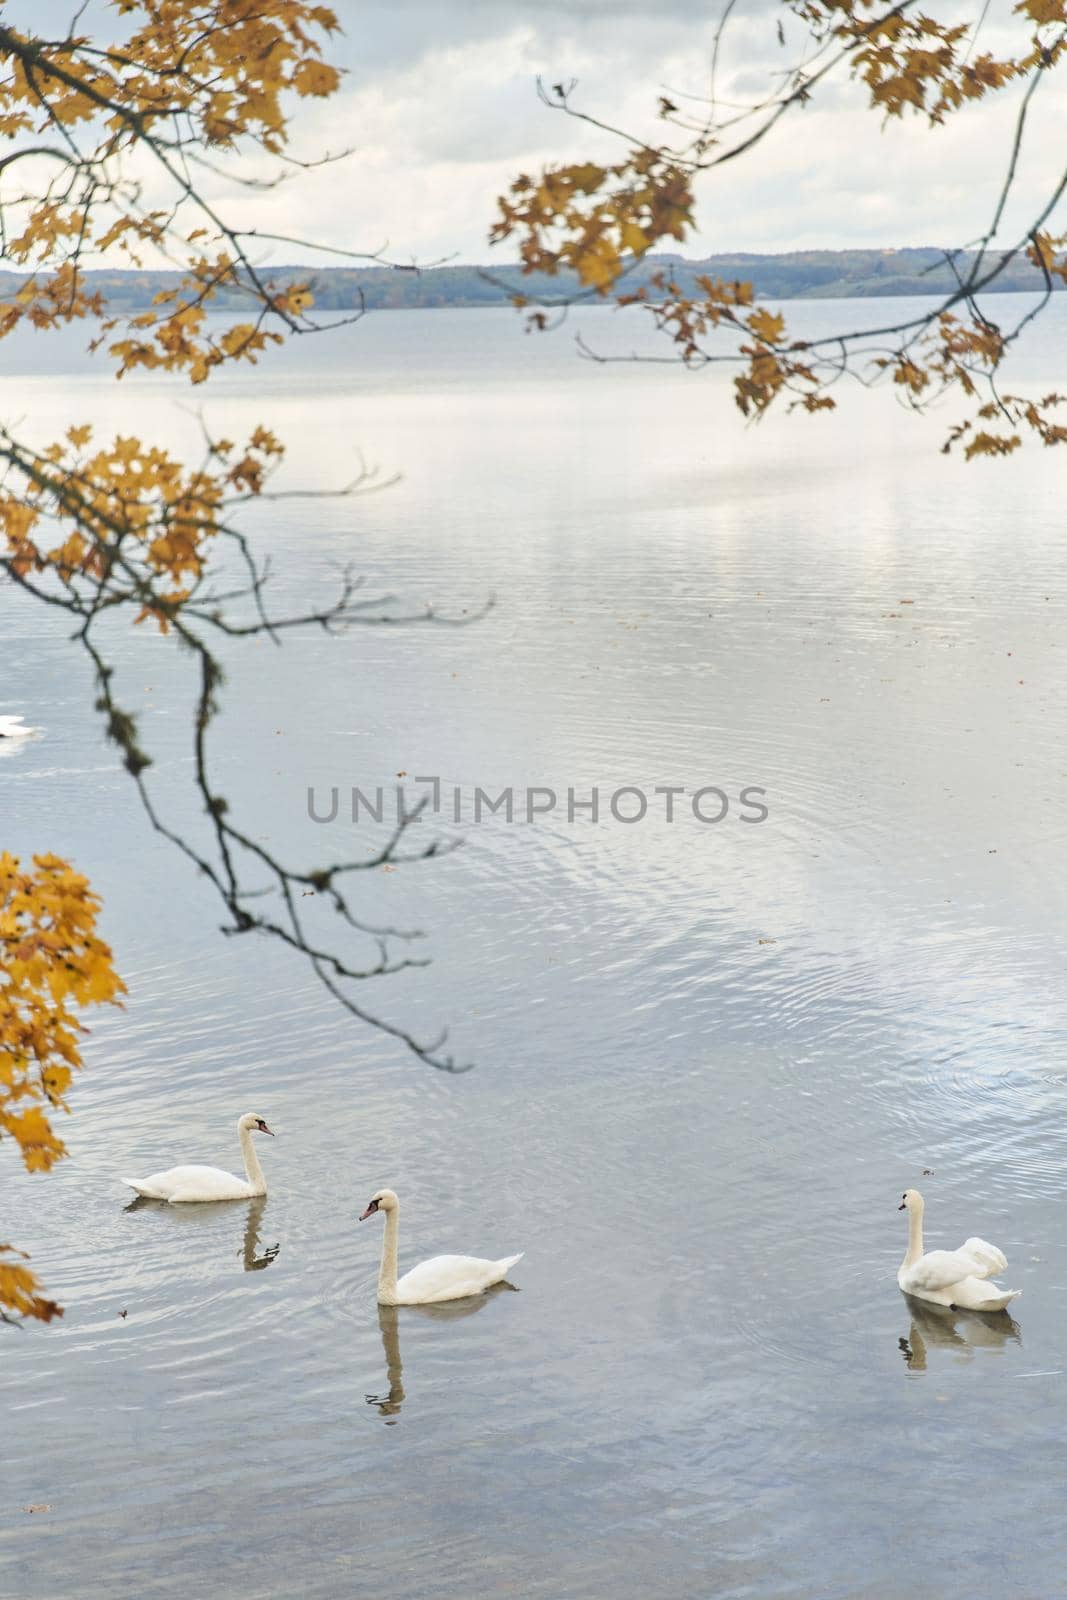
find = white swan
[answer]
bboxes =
[122,1112,274,1202]
[897,1189,1020,1311]
[360,1188,522,1305]
[0,714,38,739]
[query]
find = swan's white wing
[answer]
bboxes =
[396,1252,520,1303]
[123,1163,250,1201]
[959,1236,1008,1278]
[123,1172,172,1199]
[905,1248,994,1293]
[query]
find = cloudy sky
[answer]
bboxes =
[14,0,1067,266]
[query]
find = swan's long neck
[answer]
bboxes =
[902,1205,924,1271]
[378,1205,400,1305]
[239,1123,267,1195]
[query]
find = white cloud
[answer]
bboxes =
[278,0,1067,263]
[4,0,1065,267]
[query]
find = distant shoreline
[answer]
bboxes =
[0,248,1056,314]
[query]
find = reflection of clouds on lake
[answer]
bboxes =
[8,307,1067,1600]
[898,1295,1021,1374]
[366,1283,517,1423]
[122,1193,280,1273]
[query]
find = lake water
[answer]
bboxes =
[2,297,1067,1599]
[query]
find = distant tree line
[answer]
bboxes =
[0,248,1056,319]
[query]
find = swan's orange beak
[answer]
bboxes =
[897,1200,906,1210]
[257,1120,275,1137]
[360,1200,380,1221]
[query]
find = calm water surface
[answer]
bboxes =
[2,299,1067,1599]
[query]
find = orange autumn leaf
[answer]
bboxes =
[0,3,355,1319]
[0,6,342,382]
[0,1245,62,1324]
[747,308,786,345]
[0,853,125,1320]
[292,60,342,97]
[0,426,286,626]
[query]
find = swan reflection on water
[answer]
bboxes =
[123,1192,280,1271]
[0,715,39,754]
[367,1307,405,1421]
[366,1283,517,1423]
[898,1293,1021,1373]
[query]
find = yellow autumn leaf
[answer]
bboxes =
[292,60,341,98]
[620,221,650,256]
[1,853,126,1309]
[1015,0,1066,23]
[747,308,786,345]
